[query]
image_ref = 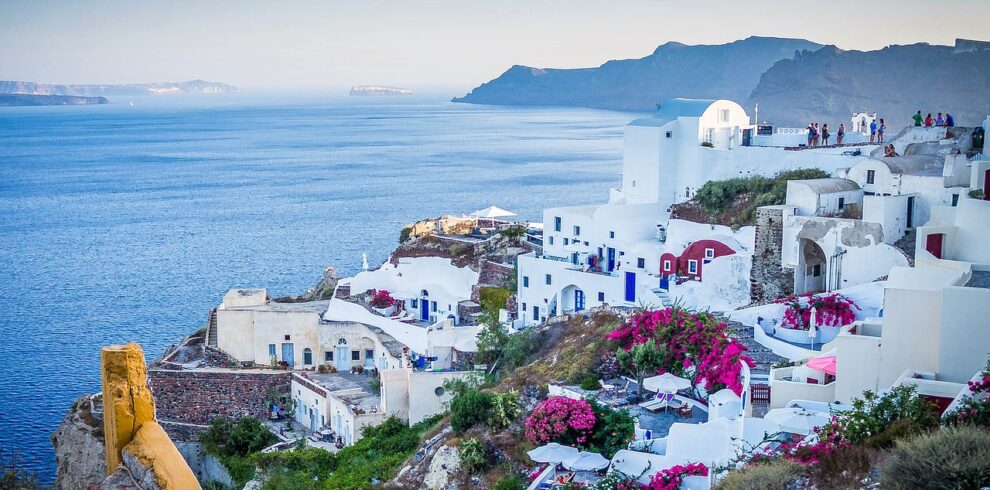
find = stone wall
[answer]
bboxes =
[750,207,795,303]
[148,369,291,440]
[477,260,513,287]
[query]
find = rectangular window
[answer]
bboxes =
[665,131,672,139]
[365,349,374,360]
[303,350,313,365]
[431,301,437,312]
[545,274,552,285]
[813,264,822,277]
[663,259,671,271]
[523,276,529,288]
[609,231,615,239]
[564,238,569,245]
[720,109,730,122]
[598,292,605,302]
[573,225,580,236]
[838,197,845,209]
[284,334,291,341]
[704,128,714,144]
[268,344,276,357]
[637,257,645,268]
[532,305,539,321]
[554,216,561,232]
[521,302,527,314]
[324,351,333,362]
[351,350,360,361]
[688,260,698,274]
[548,236,554,245]
[866,170,875,184]
[952,193,959,206]
[705,248,715,259]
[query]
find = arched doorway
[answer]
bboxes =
[796,239,827,294]
[420,289,431,321]
[559,285,585,313]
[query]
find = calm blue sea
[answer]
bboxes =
[0,95,633,482]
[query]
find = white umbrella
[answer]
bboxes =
[527,443,579,464]
[764,407,830,435]
[643,372,691,394]
[808,306,818,349]
[562,451,610,471]
[471,205,516,219]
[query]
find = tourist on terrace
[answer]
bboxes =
[936,112,944,126]
[821,123,830,146]
[945,113,955,127]
[807,123,814,146]
[836,123,845,144]
[924,113,934,127]
[884,144,899,157]
[913,110,923,126]
[869,119,878,144]
[812,123,820,146]
[877,118,886,143]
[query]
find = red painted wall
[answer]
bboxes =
[660,239,736,280]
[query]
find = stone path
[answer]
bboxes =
[720,317,786,375]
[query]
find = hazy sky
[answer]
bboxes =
[2,0,988,94]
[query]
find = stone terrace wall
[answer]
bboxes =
[477,260,513,287]
[148,369,291,440]
[750,207,795,303]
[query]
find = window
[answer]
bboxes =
[688,260,698,274]
[521,302,527,314]
[866,170,875,184]
[705,248,715,259]
[838,197,845,209]
[720,109,730,122]
[548,236,554,245]
[573,225,581,236]
[564,238,569,245]
[324,351,333,362]
[665,131,672,139]
[431,301,437,312]
[268,344,276,357]
[284,334,291,341]
[598,292,605,302]
[303,348,313,365]
[351,350,360,361]
[952,193,959,206]
[663,259,671,271]
[609,231,615,239]
[523,276,529,288]
[632,180,636,188]
[365,349,374,360]
[434,386,445,397]
[813,264,822,277]
[637,257,645,268]
[545,274,552,285]
[532,305,539,321]
[554,216,561,232]
[704,128,714,144]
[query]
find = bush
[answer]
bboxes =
[369,289,396,309]
[368,376,381,395]
[586,400,636,458]
[525,397,596,445]
[399,226,412,243]
[714,460,804,490]
[880,426,990,489]
[479,286,513,312]
[826,385,939,446]
[459,437,490,474]
[493,475,527,490]
[579,375,602,391]
[692,168,828,223]
[450,389,493,433]
[806,444,878,489]
[201,416,276,486]
[488,390,522,431]
[502,329,538,371]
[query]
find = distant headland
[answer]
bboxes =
[349,85,413,96]
[0,79,240,98]
[0,93,109,106]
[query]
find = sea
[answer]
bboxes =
[0,95,635,482]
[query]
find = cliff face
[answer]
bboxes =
[51,394,108,490]
[0,80,239,97]
[453,36,822,111]
[747,39,990,128]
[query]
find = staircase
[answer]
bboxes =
[893,228,917,267]
[722,318,785,375]
[206,308,218,348]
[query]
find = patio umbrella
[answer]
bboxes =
[764,408,830,435]
[808,306,818,349]
[562,451,610,471]
[807,355,837,375]
[527,443,579,464]
[643,372,691,394]
[471,205,516,219]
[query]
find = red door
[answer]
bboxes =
[926,233,944,259]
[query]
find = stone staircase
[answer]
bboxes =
[721,318,785,375]
[206,308,218,348]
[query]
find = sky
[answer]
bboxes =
[2,0,988,94]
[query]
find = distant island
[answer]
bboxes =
[350,85,413,96]
[0,93,109,106]
[0,79,240,97]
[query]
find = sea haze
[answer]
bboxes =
[0,95,633,482]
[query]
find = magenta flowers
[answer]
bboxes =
[524,396,596,445]
[776,292,860,330]
[369,289,397,309]
[644,462,709,490]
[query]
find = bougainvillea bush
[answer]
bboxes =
[944,359,990,427]
[776,292,860,330]
[369,289,397,309]
[605,307,754,396]
[524,396,596,445]
[644,462,708,490]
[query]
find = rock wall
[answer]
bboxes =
[477,260,513,288]
[51,394,107,490]
[750,207,795,302]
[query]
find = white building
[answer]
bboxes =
[291,372,387,445]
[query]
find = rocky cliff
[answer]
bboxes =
[0,80,239,97]
[51,394,108,489]
[453,36,822,111]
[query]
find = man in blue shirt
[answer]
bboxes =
[869,119,878,144]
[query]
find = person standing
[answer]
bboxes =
[837,123,846,144]
[812,123,820,147]
[935,112,944,126]
[807,122,814,147]
[821,123,830,146]
[870,119,878,144]
[878,118,886,143]
[913,110,923,126]
[924,113,934,127]
[945,113,955,127]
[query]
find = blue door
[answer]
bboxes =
[421,299,430,321]
[624,272,636,302]
[659,276,669,290]
[607,248,616,272]
[574,289,585,311]
[281,343,294,368]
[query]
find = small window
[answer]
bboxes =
[554,216,561,232]
[521,302,527,313]
[564,238,569,245]
[598,292,605,301]
[548,236,554,245]
[268,344,276,357]
[704,128,714,144]
[284,335,291,341]
[838,197,845,209]
[324,351,333,362]
[720,109,730,122]
[663,259,671,271]
[434,386,445,397]
[365,349,374,360]
[705,248,715,259]
[632,180,636,188]
[573,225,581,236]
[813,264,822,277]
[866,170,876,185]
[665,131,672,139]
[523,276,529,288]
[609,231,615,239]
[952,193,959,206]
[637,257,645,268]
[351,350,360,361]
[688,260,698,274]
[532,305,539,321]
[431,301,437,312]
[545,274,552,285]
[303,348,313,365]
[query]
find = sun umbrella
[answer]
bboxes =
[471,205,516,219]
[643,372,691,394]
[764,408,830,435]
[562,451,610,471]
[806,355,837,375]
[527,443,579,463]
[808,306,818,349]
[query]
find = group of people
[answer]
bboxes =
[805,122,847,147]
[913,110,955,128]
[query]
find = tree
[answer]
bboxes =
[615,339,667,398]
[476,308,509,366]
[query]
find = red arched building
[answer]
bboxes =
[659,239,737,281]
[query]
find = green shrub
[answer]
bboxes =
[579,375,602,391]
[479,286,512,312]
[399,226,412,243]
[368,376,381,395]
[828,385,939,446]
[586,400,635,458]
[254,446,336,481]
[807,444,877,489]
[880,426,990,489]
[488,390,522,431]
[450,389,493,433]
[201,481,232,490]
[459,437,490,474]
[692,168,829,223]
[714,460,804,490]
[202,416,276,459]
[502,329,538,371]
[493,475,527,490]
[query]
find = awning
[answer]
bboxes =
[806,355,836,375]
